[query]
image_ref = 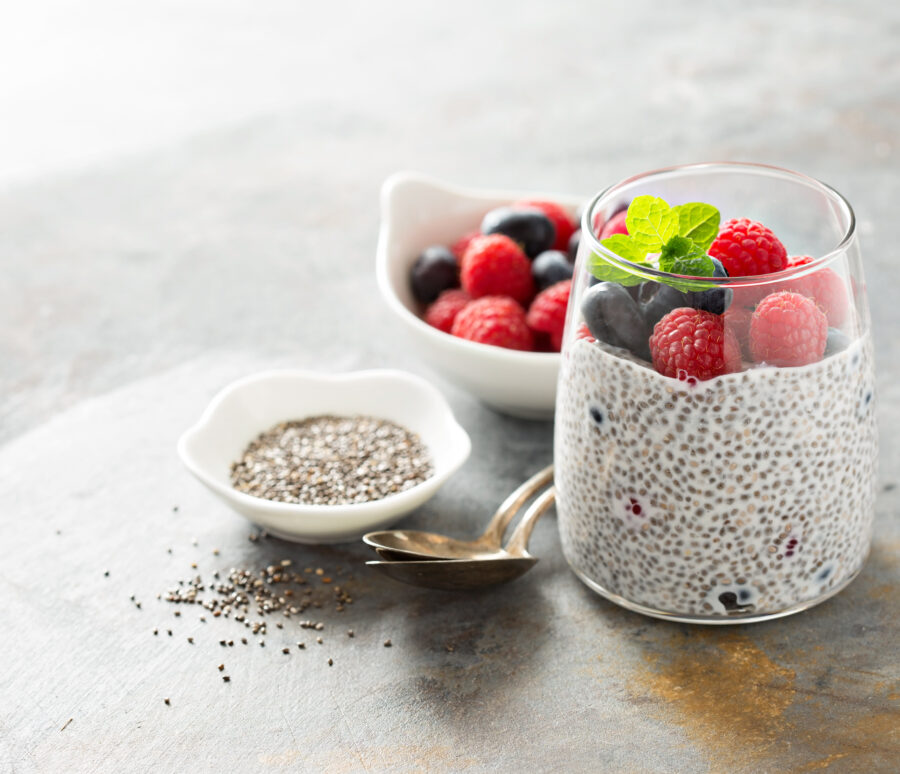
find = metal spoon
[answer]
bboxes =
[362,464,554,561]
[366,486,556,590]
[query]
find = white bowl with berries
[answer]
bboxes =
[376,171,584,419]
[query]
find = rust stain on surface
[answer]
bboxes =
[631,631,796,771]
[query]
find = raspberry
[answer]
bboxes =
[515,200,576,251]
[424,289,471,334]
[575,322,595,343]
[599,209,628,239]
[649,308,741,381]
[461,234,534,305]
[781,255,849,328]
[451,296,534,351]
[451,231,480,261]
[526,280,571,352]
[722,303,754,360]
[709,218,788,277]
[749,291,827,367]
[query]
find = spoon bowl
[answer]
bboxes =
[363,465,553,561]
[366,486,556,590]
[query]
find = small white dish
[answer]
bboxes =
[376,171,585,419]
[177,369,471,544]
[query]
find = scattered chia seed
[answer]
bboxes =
[328,658,333,666]
[222,676,230,683]
[384,639,392,647]
[282,647,290,654]
[164,698,170,706]
[229,415,433,505]
[218,664,224,671]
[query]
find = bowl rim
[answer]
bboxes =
[376,170,583,365]
[176,367,471,518]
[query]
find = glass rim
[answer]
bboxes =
[581,161,857,287]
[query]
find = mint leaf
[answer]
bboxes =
[664,253,716,277]
[625,196,678,250]
[600,234,650,263]
[588,251,650,286]
[672,202,720,251]
[659,235,693,262]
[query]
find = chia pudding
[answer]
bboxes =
[557,164,877,620]
[555,335,877,617]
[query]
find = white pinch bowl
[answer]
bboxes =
[177,369,471,544]
[376,171,584,419]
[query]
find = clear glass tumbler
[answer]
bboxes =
[555,162,877,623]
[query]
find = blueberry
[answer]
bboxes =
[639,282,690,329]
[480,206,555,258]
[580,282,650,359]
[410,245,459,304]
[567,229,581,264]
[825,327,851,356]
[688,258,732,315]
[532,250,574,291]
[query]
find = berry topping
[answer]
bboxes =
[567,229,581,263]
[649,308,741,381]
[460,234,534,305]
[749,291,828,367]
[599,209,628,239]
[782,255,849,328]
[689,257,733,315]
[410,246,459,304]
[514,199,576,251]
[450,231,480,261]
[526,280,571,352]
[531,250,574,292]
[639,282,689,329]
[450,296,533,351]
[581,282,650,359]
[722,303,754,359]
[424,289,471,334]
[480,206,555,258]
[574,322,596,342]
[708,218,788,277]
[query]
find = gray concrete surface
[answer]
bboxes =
[1,1,898,772]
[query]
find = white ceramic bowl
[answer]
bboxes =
[376,171,584,419]
[177,369,471,543]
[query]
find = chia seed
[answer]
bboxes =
[229,415,433,505]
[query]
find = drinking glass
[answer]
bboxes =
[555,162,877,623]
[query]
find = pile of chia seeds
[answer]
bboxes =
[230,415,433,505]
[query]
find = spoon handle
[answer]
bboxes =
[483,465,554,545]
[504,486,556,556]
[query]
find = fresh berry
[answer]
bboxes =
[515,200,576,251]
[451,231,480,261]
[575,322,595,342]
[639,282,689,329]
[781,255,849,328]
[526,280,571,351]
[460,234,534,304]
[410,246,459,304]
[723,304,754,359]
[599,209,629,239]
[708,218,788,277]
[581,282,650,359]
[424,289,470,334]
[480,207,555,258]
[531,250,574,292]
[689,257,733,315]
[749,291,827,366]
[450,296,533,351]
[649,308,741,381]
[824,327,851,357]
[567,229,581,263]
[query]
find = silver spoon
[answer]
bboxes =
[362,464,554,562]
[366,486,556,590]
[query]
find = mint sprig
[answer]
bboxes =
[589,195,721,289]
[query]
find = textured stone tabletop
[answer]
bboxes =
[1,2,898,772]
